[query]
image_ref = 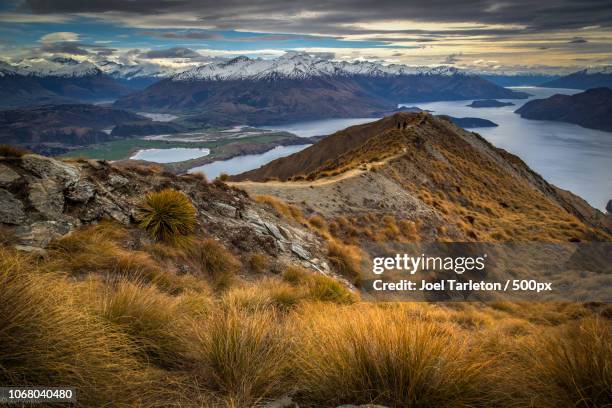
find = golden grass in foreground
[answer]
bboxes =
[1,229,610,407]
[291,303,493,407]
[0,248,152,407]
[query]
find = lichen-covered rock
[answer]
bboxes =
[14,220,73,249]
[0,189,25,224]
[66,179,96,202]
[28,179,64,217]
[21,154,80,186]
[0,163,20,186]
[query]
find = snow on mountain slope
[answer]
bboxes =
[96,60,180,79]
[172,52,463,81]
[13,57,101,77]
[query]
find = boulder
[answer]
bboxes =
[606,199,612,214]
[213,201,238,218]
[28,179,64,217]
[14,220,72,248]
[66,179,96,202]
[21,154,80,186]
[0,164,20,186]
[0,189,25,224]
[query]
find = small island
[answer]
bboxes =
[467,99,515,108]
[439,115,499,128]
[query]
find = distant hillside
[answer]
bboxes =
[541,67,612,90]
[114,53,528,125]
[515,88,612,131]
[0,59,134,108]
[480,74,558,87]
[0,104,147,153]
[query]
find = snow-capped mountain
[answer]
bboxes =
[116,52,527,125]
[96,60,178,80]
[12,57,102,77]
[173,52,462,82]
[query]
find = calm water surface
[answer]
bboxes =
[130,147,210,163]
[189,144,311,179]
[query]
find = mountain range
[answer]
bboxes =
[515,87,612,131]
[114,53,528,125]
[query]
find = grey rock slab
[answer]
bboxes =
[213,202,238,218]
[66,179,96,202]
[0,164,20,186]
[291,243,311,260]
[21,154,80,185]
[15,220,72,248]
[28,179,64,217]
[264,221,286,241]
[0,188,25,224]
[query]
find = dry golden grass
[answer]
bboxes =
[248,253,269,274]
[136,188,196,242]
[189,238,241,289]
[0,144,30,157]
[290,303,494,407]
[0,248,152,407]
[253,194,306,224]
[327,239,364,285]
[515,317,611,407]
[189,305,289,406]
[2,214,609,407]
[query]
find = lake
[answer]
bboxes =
[401,87,612,211]
[261,117,378,137]
[130,147,210,163]
[257,87,611,211]
[189,144,311,179]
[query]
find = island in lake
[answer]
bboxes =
[439,115,499,128]
[467,99,516,108]
[515,87,612,132]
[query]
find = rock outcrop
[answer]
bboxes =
[0,154,329,274]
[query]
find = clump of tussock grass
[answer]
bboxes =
[0,248,151,407]
[253,194,305,224]
[327,239,364,285]
[282,266,356,304]
[222,279,305,312]
[248,253,269,274]
[95,280,189,369]
[0,144,29,157]
[136,188,196,242]
[515,317,611,408]
[189,238,241,289]
[47,222,207,294]
[291,303,494,407]
[189,305,289,405]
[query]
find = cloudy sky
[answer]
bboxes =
[1,0,611,73]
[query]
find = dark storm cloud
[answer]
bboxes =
[140,47,201,58]
[40,41,91,55]
[39,41,116,56]
[568,37,588,43]
[22,0,612,36]
[141,30,221,40]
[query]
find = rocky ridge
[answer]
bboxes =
[0,153,332,277]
